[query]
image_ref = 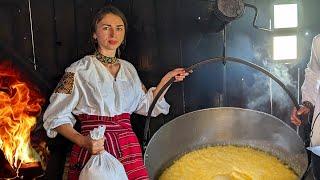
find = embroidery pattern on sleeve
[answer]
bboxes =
[54,72,75,94]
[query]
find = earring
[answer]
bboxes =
[117,48,121,58]
[121,39,126,46]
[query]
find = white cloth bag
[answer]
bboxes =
[79,126,128,180]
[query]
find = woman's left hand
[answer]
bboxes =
[153,68,191,98]
[162,68,190,83]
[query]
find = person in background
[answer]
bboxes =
[291,34,320,179]
[43,5,189,180]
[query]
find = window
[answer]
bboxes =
[274,4,297,29]
[272,2,299,62]
[273,35,297,60]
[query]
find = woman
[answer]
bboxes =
[291,34,320,179]
[43,5,189,180]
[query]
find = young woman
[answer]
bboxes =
[43,5,189,180]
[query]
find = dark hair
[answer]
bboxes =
[91,5,128,50]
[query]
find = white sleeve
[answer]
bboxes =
[301,35,320,105]
[134,85,170,117]
[43,70,80,138]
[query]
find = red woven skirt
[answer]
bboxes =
[67,113,149,180]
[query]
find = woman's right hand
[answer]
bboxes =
[54,124,105,154]
[82,136,105,155]
[290,106,310,126]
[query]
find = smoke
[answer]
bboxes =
[245,73,270,112]
[244,44,296,113]
[225,32,296,113]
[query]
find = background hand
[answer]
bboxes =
[290,106,310,126]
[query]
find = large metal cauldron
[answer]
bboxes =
[144,107,308,179]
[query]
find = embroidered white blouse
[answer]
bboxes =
[43,55,170,138]
[301,34,320,146]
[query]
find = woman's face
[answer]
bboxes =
[93,13,125,52]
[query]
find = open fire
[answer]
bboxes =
[0,60,45,170]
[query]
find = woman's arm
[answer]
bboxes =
[153,68,189,98]
[54,124,86,147]
[134,68,189,117]
[54,124,104,154]
[301,35,320,106]
[291,35,320,126]
[43,63,104,154]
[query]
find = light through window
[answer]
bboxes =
[274,4,298,29]
[272,2,298,61]
[273,35,297,60]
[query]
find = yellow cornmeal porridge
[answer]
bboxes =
[160,146,298,180]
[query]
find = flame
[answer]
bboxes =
[0,61,44,169]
